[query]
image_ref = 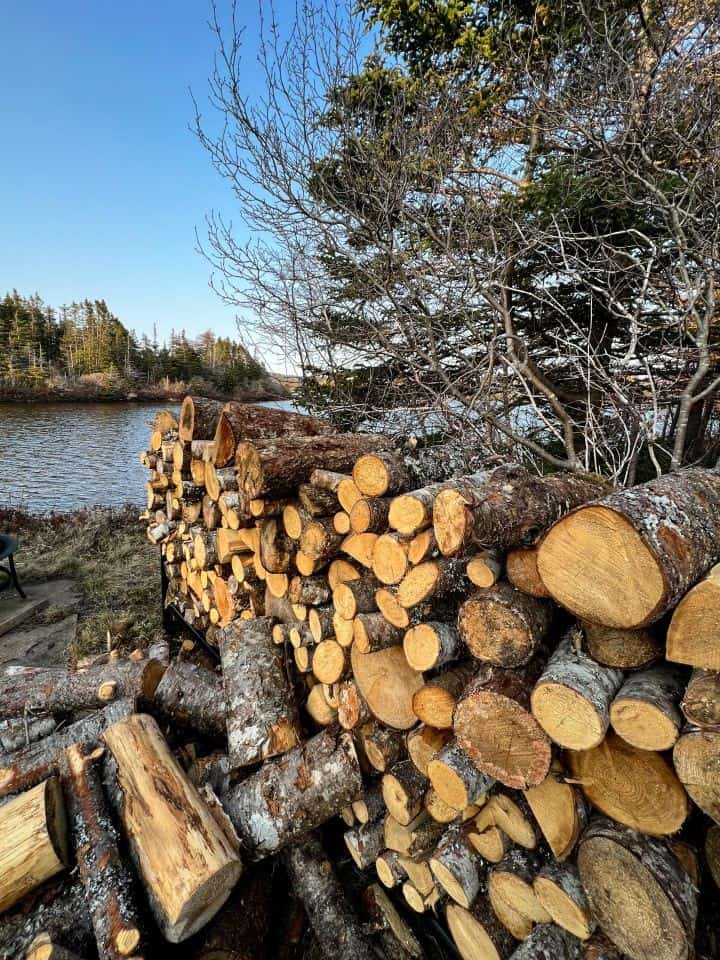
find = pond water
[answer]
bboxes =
[0,400,300,513]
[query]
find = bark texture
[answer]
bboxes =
[458,582,553,668]
[153,660,225,738]
[179,396,224,443]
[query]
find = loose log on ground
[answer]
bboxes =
[0,716,56,754]
[102,713,242,942]
[567,731,689,835]
[580,621,662,670]
[0,699,133,798]
[682,669,720,728]
[667,564,720,669]
[412,661,477,729]
[212,401,334,466]
[236,433,392,500]
[459,583,552,668]
[0,881,94,960]
[351,645,424,730]
[446,899,517,960]
[0,660,166,721]
[179,396,224,443]
[404,621,463,672]
[382,760,427,826]
[609,664,685,750]
[427,740,494,810]
[530,629,624,750]
[430,824,484,908]
[673,728,720,824]
[538,466,720,629]
[153,660,225,739]
[454,657,552,789]
[506,547,550,598]
[220,618,301,768]
[222,729,363,860]
[578,817,698,960]
[434,466,607,556]
[0,778,69,913]
[533,862,594,940]
[63,744,145,959]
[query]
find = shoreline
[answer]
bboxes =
[0,384,288,405]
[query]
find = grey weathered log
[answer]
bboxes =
[0,716,57,754]
[153,660,225,739]
[222,729,363,860]
[610,663,686,750]
[220,617,301,768]
[344,818,385,870]
[507,925,582,959]
[0,881,94,960]
[0,700,133,798]
[284,835,375,960]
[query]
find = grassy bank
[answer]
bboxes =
[0,375,287,404]
[1,505,164,662]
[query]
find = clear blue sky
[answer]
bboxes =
[0,1,292,369]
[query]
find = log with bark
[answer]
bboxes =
[153,660,225,738]
[102,713,242,942]
[533,862,594,940]
[0,881,94,960]
[682,670,720,728]
[609,663,686,750]
[213,401,334,466]
[446,898,517,960]
[179,396,225,443]
[523,762,587,861]
[580,621,662,670]
[667,563,720,669]
[458,583,552,668]
[673,728,720,824]
[538,467,720,629]
[0,716,57,754]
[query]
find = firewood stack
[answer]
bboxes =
[3,395,720,960]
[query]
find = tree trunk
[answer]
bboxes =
[0,778,69,913]
[179,396,224,443]
[153,660,225,739]
[62,744,145,959]
[538,467,720,629]
[459,583,552,668]
[236,434,393,500]
[0,661,165,721]
[530,628,624,750]
[578,817,698,960]
[284,836,375,960]
[351,645,424,730]
[212,401,334,467]
[427,740,494,811]
[567,731,689,835]
[673,728,720,824]
[667,563,720,669]
[434,465,608,556]
[0,700,133,798]
[288,576,331,606]
[219,618,301,768]
[681,669,720,728]
[580,621,662,670]
[102,713,242,942]
[610,664,686,750]
[533,862,594,940]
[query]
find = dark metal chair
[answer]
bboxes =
[0,535,26,599]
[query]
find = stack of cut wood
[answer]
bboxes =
[4,395,720,960]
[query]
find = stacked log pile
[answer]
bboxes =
[3,395,720,960]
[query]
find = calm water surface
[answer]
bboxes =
[0,401,299,513]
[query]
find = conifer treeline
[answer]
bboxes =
[0,290,266,395]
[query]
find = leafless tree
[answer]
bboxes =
[196,0,720,483]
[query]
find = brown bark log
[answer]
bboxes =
[459,582,553,668]
[220,618,301,768]
[427,740,495,810]
[24,936,86,960]
[202,494,221,530]
[567,731,690,835]
[102,713,242,942]
[582,932,623,960]
[336,680,371,730]
[297,481,339,517]
[580,621,662,669]
[62,744,145,959]
[530,628,624,750]
[284,836,375,960]
[340,532,378,569]
[259,517,295,574]
[667,563,720,669]
[488,848,551,933]
[609,663,686,750]
[465,549,503,589]
[370,532,411,585]
[413,661,477,730]
[299,518,343,563]
[288,575,331,606]
[0,661,165,721]
[434,465,608,556]
[179,396,224,443]
[205,463,238,503]
[454,656,552,789]
[351,645,424,730]
[408,528,439,565]
[397,558,468,608]
[332,577,378,620]
[681,669,720,728]
[389,480,458,536]
[578,817,698,960]
[349,497,391,533]
[539,467,720,629]
[356,721,405,772]
[222,729,362,860]
[236,434,392,500]
[0,778,69,914]
[407,724,452,776]
[351,783,384,825]
[153,660,225,739]
[213,401,334,466]
[673,728,720,824]
[0,700,133,798]
[311,640,349,684]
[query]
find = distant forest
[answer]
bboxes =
[0,290,268,396]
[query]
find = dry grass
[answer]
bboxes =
[1,505,164,660]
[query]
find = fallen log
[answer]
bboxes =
[0,700,134,798]
[102,713,242,942]
[222,729,363,860]
[284,835,375,960]
[0,778,69,914]
[63,744,145,959]
[538,466,720,629]
[213,401,334,466]
[153,660,225,738]
[220,618,301,768]
[578,817,698,960]
[0,717,57,754]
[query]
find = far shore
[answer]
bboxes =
[0,380,289,405]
